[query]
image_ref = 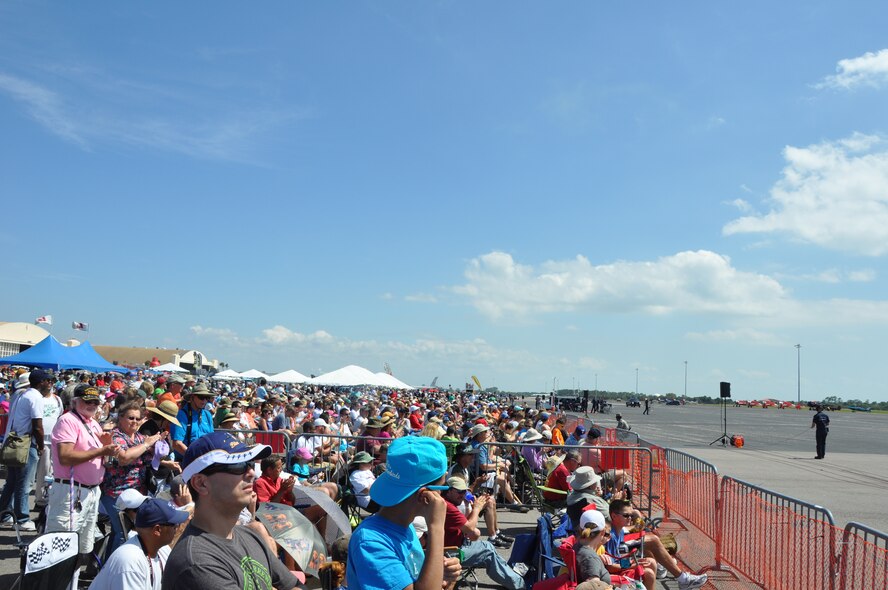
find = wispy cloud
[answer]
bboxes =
[773,268,876,284]
[817,48,888,90]
[0,72,86,146]
[685,328,783,345]
[405,293,438,303]
[0,70,308,162]
[723,133,888,256]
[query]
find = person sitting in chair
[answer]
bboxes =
[441,477,526,590]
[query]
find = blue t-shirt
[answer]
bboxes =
[347,514,425,590]
[170,406,215,458]
[471,440,490,475]
[255,386,268,400]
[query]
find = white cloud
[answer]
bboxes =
[404,293,438,303]
[685,329,783,346]
[848,269,876,282]
[773,268,876,283]
[723,133,888,256]
[729,198,753,212]
[817,48,888,90]
[190,325,241,345]
[380,292,394,300]
[453,250,788,319]
[708,116,726,129]
[259,325,333,345]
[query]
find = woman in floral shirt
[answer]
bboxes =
[100,401,163,555]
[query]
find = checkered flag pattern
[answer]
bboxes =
[24,532,79,574]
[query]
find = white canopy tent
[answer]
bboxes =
[212,369,242,380]
[307,365,379,387]
[374,372,414,390]
[151,362,188,373]
[238,369,270,380]
[268,369,310,384]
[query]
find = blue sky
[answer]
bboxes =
[3,2,888,400]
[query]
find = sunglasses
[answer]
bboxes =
[201,461,252,477]
[82,400,100,406]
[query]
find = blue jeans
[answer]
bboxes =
[99,492,125,556]
[0,445,39,523]
[462,539,526,590]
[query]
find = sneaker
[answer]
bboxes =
[18,521,37,532]
[512,563,529,577]
[507,503,530,513]
[490,536,511,548]
[0,519,13,529]
[678,572,708,590]
[497,532,515,543]
[657,563,668,579]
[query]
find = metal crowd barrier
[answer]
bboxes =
[661,448,721,574]
[839,522,888,590]
[718,476,837,590]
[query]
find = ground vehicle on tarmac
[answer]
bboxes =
[626,398,641,407]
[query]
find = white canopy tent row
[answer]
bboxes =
[212,369,243,380]
[304,365,414,389]
[238,369,270,380]
[267,369,310,384]
[150,362,188,373]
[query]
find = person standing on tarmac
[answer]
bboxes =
[643,399,651,415]
[811,405,830,459]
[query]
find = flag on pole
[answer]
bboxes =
[35,315,53,325]
[72,321,89,331]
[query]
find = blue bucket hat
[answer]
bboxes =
[370,437,448,507]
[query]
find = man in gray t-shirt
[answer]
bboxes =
[162,432,298,590]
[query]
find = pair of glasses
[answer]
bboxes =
[201,461,252,477]
[619,512,634,518]
[83,400,100,406]
[123,416,141,421]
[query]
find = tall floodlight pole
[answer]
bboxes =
[595,373,598,392]
[795,344,801,403]
[684,361,688,398]
[635,368,639,396]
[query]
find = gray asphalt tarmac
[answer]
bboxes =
[573,402,888,533]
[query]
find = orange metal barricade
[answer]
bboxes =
[718,476,837,590]
[839,522,888,590]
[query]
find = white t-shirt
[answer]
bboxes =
[88,535,171,590]
[5,388,43,436]
[349,469,376,508]
[41,393,63,443]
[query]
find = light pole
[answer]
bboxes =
[795,344,801,403]
[684,361,688,398]
[595,373,598,392]
[635,368,639,396]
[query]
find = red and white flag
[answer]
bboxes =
[35,315,53,325]
[72,321,89,331]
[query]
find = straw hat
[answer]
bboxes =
[147,400,182,426]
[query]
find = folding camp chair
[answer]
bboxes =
[515,456,567,522]
[6,523,80,590]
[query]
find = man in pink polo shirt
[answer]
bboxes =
[46,384,121,558]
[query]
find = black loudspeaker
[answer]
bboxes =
[720,382,731,398]
[583,390,589,400]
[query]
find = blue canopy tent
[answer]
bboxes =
[0,335,129,373]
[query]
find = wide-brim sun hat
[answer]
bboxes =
[370,437,448,507]
[467,424,490,439]
[567,466,602,491]
[522,428,543,442]
[147,400,182,427]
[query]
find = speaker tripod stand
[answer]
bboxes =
[709,394,730,446]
